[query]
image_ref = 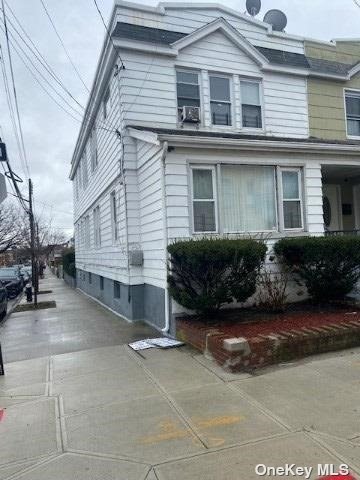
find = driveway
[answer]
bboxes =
[0,274,359,479]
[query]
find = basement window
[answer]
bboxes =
[114,281,121,299]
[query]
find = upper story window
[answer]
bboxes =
[90,127,98,171]
[82,153,88,189]
[103,86,110,120]
[345,90,360,137]
[241,81,262,129]
[93,206,101,248]
[209,75,232,126]
[110,190,118,242]
[176,70,200,118]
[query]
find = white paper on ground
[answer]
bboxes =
[128,338,184,351]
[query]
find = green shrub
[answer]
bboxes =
[167,238,267,315]
[274,236,360,302]
[62,249,76,278]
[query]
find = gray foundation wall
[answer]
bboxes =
[76,269,166,330]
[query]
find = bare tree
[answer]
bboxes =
[0,201,23,253]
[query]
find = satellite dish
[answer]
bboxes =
[263,9,288,31]
[246,0,261,16]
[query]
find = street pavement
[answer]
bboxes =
[0,274,360,479]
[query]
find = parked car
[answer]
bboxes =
[0,268,23,298]
[0,281,7,319]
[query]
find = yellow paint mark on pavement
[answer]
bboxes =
[139,415,244,445]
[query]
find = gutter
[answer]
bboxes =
[155,134,360,156]
[160,140,170,334]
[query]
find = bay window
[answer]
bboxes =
[241,81,262,129]
[345,90,360,137]
[191,165,304,233]
[191,167,217,233]
[210,75,232,126]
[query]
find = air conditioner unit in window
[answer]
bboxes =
[181,106,200,123]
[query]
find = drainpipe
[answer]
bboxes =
[160,141,170,334]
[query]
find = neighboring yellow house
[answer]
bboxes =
[306,39,360,141]
[305,40,360,233]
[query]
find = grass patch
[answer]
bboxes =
[14,301,56,312]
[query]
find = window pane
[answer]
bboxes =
[193,202,216,232]
[193,169,213,199]
[242,105,262,128]
[282,171,299,199]
[348,119,360,136]
[176,71,198,84]
[211,102,231,125]
[221,165,276,232]
[283,201,302,229]
[177,83,200,100]
[241,81,260,105]
[346,95,360,117]
[210,76,230,102]
[178,98,200,108]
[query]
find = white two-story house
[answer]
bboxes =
[70,0,360,333]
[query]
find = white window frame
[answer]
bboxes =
[90,128,98,172]
[240,79,264,131]
[176,69,201,119]
[82,153,88,189]
[190,165,218,234]
[93,206,101,248]
[110,190,118,243]
[344,88,360,139]
[103,86,111,120]
[278,167,304,232]
[209,74,233,127]
[84,215,90,249]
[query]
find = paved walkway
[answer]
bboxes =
[0,274,360,479]
[0,273,156,363]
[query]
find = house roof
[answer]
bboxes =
[128,126,360,146]
[113,22,354,77]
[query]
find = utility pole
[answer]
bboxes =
[28,179,37,306]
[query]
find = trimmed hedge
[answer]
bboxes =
[274,236,360,302]
[168,238,267,315]
[62,249,76,278]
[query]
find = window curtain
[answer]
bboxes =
[221,165,276,232]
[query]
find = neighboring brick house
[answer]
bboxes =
[70,1,360,333]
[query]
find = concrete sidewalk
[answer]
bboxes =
[0,273,156,363]
[1,274,360,479]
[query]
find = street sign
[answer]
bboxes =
[0,173,7,204]
[0,143,7,162]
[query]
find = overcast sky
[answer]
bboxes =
[0,0,359,238]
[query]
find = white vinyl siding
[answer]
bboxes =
[110,190,118,242]
[93,206,101,248]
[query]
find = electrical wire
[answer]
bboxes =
[0,44,26,178]
[1,0,30,179]
[39,0,89,93]
[3,2,85,112]
[91,0,125,70]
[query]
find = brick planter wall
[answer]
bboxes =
[176,317,360,372]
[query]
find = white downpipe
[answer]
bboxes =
[160,141,169,334]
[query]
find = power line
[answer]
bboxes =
[0,22,115,133]
[1,0,30,179]
[91,0,125,70]
[1,3,117,133]
[0,44,26,177]
[39,0,90,93]
[3,2,85,112]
